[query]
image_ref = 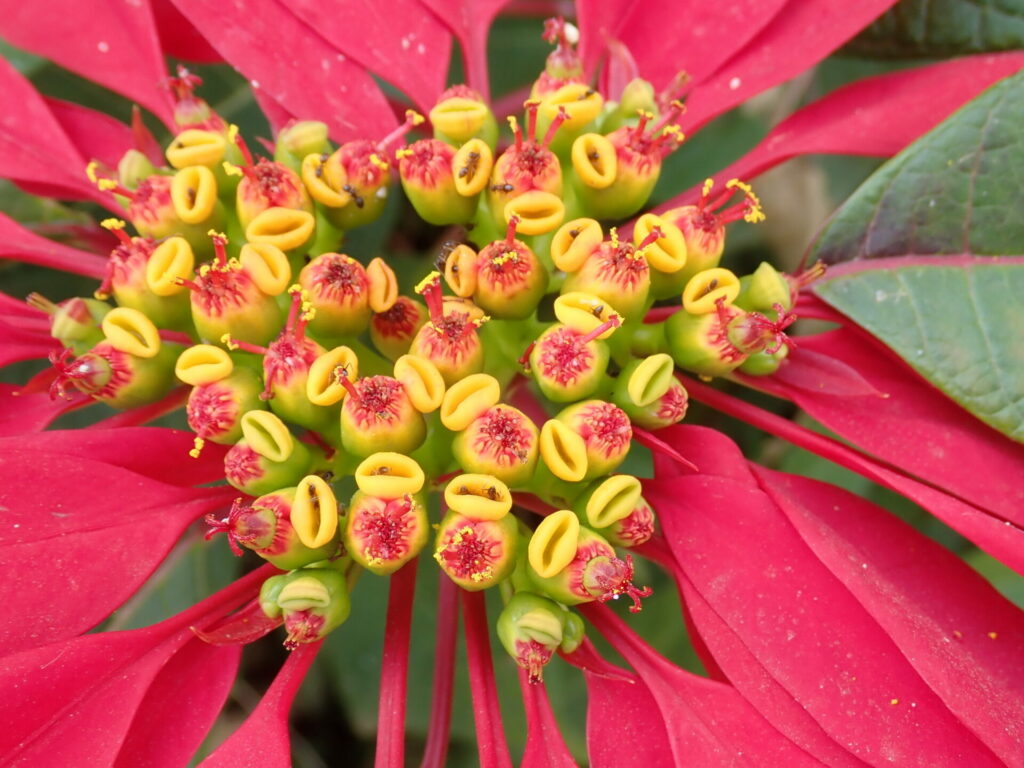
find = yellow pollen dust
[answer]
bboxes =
[85,161,100,184]
[189,436,205,458]
[415,271,441,295]
[609,227,620,248]
[890,698,899,706]
[101,218,127,231]
[395,147,414,159]
[405,109,426,126]
[669,99,686,113]
[97,179,119,192]
[208,229,227,241]
[637,109,655,122]
[369,153,389,171]
[702,178,715,198]
[660,125,684,142]
[227,124,240,144]
[491,250,519,267]
[222,161,243,178]
[507,115,519,134]
[726,178,766,223]
[220,334,240,351]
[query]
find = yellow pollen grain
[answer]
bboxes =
[227,124,240,144]
[208,229,227,240]
[189,436,205,458]
[93,289,110,301]
[491,250,519,267]
[101,218,126,231]
[988,631,998,639]
[97,179,118,192]
[85,161,99,183]
[609,227,620,249]
[702,178,714,198]
[395,147,414,159]
[198,264,211,277]
[406,109,426,126]
[637,109,654,121]
[415,271,441,294]
[220,334,240,351]
[222,161,243,177]
[369,153,389,170]
[661,125,684,141]
[890,698,899,706]
[669,99,686,112]
[507,115,519,134]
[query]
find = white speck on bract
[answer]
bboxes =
[417,43,426,55]
[729,77,742,90]
[251,79,260,89]
[97,41,110,53]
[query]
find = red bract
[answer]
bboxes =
[1,0,1022,765]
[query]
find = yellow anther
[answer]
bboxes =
[627,354,677,407]
[240,410,294,462]
[220,334,240,351]
[100,218,126,231]
[523,98,542,110]
[222,160,244,177]
[444,474,511,521]
[660,124,684,141]
[207,229,227,240]
[369,153,389,170]
[570,133,617,190]
[292,475,339,549]
[551,218,603,273]
[637,109,655,122]
[240,242,291,296]
[175,344,234,386]
[97,179,119,192]
[394,354,445,413]
[406,109,426,126]
[101,307,161,358]
[507,115,519,135]
[189,436,205,459]
[415,270,442,295]
[367,257,399,313]
[552,292,620,337]
[85,161,100,184]
[277,575,331,611]
[585,474,642,529]
[395,147,414,159]
[147,237,195,296]
[307,346,358,406]
[726,178,766,223]
[610,227,620,249]
[93,289,110,301]
[452,138,493,197]
[634,213,687,274]
[227,124,240,144]
[503,190,564,236]
[491,250,518,268]
[528,509,580,579]
[245,208,315,253]
[539,419,588,482]
[702,178,714,198]
[355,452,425,498]
[440,373,501,431]
[171,165,219,224]
[682,268,741,314]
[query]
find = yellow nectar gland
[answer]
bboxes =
[529,509,580,578]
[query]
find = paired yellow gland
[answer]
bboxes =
[245,207,315,253]
[240,242,292,296]
[528,509,580,578]
[682,267,741,314]
[585,475,642,529]
[571,134,617,189]
[101,308,161,358]
[551,218,602,272]
[171,165,219,224]
[147,237,195,296]
[440,373,501,431]
[452,139,494,197]
[394,354,445,413]
[306,346,359,406]
[354,452,425,498]
[538,419,588,482]
[175,344,234,386]
[552,292,620,338]
[634,213,687,274]
[444,474,512,521]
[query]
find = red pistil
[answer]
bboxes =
[472,407,533,466]
[284,611,326,650]
[516,639,554,684]
[635,226,664,252]
[335,364,360,401]
[378,110,425,156]
[166,65,203,103]
[211,231,229,267]
[232,129,256,170]
[204,497,267,556]
[353,495,418,564]
[743,303,799,355]
[582,554,652,613]
[541,106,569,148]
[417,273,445,327]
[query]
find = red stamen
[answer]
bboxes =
[210,232,229,267]
[747,303,798,354]
[652,99,686,133]
[109,228,133,247]
[232,129,255,168]
[518,340,536,370]
[335,364,360,402]
[378,110,423,155]
[540,105,569,148]
[166,65,203,102]
[525,100,540,143]
[418,274,445,326]
[632,110,651,140]
[225,336,270,356]
[174,276,203,292]
[577,313,621,346]
[635,226,664,252]
[584,554,652,613]
[505,215,521,246]
[793,260,828,289]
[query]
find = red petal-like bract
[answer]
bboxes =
[0,0,175,126]
[647,426,1024,766]
[0,446,236,654]
[518,671,578,768]
[199,639,323,768]
[376,563,417,768]
[286,0,451,112]
[149,0,222,63]
[0,383,90,436]
[583,668,673,768]
[577,0,787,91]
[44,97,136,170]
[418,0,510,100]
[169,0,398,141]
[749,325,1024,527]
[0,567,267,767]
[683,0,899,132]
[582,604,822,766]
[0,213,107,277]
[461,589,513,768]
[0,59,115,207]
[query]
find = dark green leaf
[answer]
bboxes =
[814,260,1024,441]
[811,70,1024,264]
[847,0,1024,57]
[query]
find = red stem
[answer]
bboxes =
[462,590,513,768]
[420,576,459,768]
[375,562,418,768]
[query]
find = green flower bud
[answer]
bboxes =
[434,509,518,590]
[345,491,429,575]
[559,611,586,654]
[259,568,351,649]
[274,120,331,171]
[597,495,656,549]
[27,294,109,356]
[118,149,158,191]
[497,592,567,682]
[429,85,498,148]
[737,343,790,377]
[735,261,793,313]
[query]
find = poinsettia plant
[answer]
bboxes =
[1,1,1023,766]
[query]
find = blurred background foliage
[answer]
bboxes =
[2,1,1023,764]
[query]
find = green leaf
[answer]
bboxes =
[814,260,1024,442]
[811,70,1024,264]
[846,0,1024,57]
